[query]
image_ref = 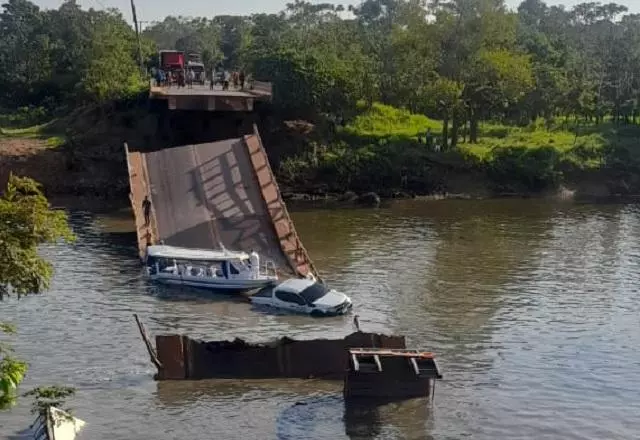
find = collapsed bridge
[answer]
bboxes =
[125,83,318,279]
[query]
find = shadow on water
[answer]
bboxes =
[65,210,140,263]
[277,395,434,440]
[147,283,251,304]
[154,380,433,440]
[7,427,36,440]
[154,378,340,406]
[342,397,434,440]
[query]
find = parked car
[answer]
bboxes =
[250,278,352,316]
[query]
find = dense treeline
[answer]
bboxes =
[4,0,640,132]
[141,0,640,143]
[3,0,640,196]
[0,0,151,115]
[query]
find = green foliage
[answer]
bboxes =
[252,48,368,119]
[0,174,75,299]
[143,16,223,68]
[280,139,445,194]
[0,106,49,128]
[0,323,28,410]
[0,1,148,109]
[81,12,147,102]
[0,120,65,147]
[487,146,562,191]
[2,0,640,196]
[282,99,639,195]
[24,386,75,416]
[342,103,442,140]
[0,176,74,411]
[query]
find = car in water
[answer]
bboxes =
[249,278,352,316]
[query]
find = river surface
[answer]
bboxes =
[1,198,639,439]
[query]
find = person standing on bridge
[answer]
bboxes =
[232,71,239,89]
[142,195,152,226]
[223,70,230,90]
[239,70,246,90]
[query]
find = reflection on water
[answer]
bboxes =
[1,200,640,439]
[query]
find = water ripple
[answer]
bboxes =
[2,200,640,439]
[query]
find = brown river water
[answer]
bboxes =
[1,198,639,439]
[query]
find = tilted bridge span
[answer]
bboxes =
[125,83,318,279]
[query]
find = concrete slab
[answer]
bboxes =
[127,132,318,279]
[150,85,259,98]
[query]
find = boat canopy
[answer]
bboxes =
[146,245,249,262]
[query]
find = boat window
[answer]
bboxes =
[229,263,240,275]
[275,290,307,305]
[299,283,329,304]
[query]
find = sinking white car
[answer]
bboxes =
[250,278,353,316]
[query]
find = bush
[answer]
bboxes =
[488,146,562,192]
[342,103,441,141]
[0,106,50,128]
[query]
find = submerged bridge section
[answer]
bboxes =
[126,128,318,279]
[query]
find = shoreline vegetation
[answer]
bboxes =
[2,0,640,206]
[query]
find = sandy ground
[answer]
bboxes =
[0,137,63,187]
[0,136,122,199]
[0,137,48,156]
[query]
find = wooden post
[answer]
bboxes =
[134,314,162,371]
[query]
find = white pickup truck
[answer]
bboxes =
[250,278,353,316]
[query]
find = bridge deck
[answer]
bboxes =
[126,131,317,279]
[149,85,269,98]
[148,83,272,111]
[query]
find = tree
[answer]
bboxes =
[0,174,75,409]
[81,9,148,102]
[0,174,75,298]
[143,16,223,68]
[213,15,251,68]
[0,0,50,107]
[430,0,533,144]
[0,323,27,410]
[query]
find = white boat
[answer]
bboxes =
[144,245,278,293]
[250,278,353,316]
[22,406,85,440]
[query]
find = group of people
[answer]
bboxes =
[211,69,249,91]
[153,68,203,88]
[152,66,251,91]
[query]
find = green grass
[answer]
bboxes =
[342,103,614,170]
[0,120,65,148]
[342,102,442,139]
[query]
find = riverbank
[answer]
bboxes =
[275,103,640,200]
[2,102,640,203]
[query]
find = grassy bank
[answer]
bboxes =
[278,103,640,197]
[3,101,640,202]
[0,122,66,148]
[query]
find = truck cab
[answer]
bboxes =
[158,50,185,85]
[186,61,206,85]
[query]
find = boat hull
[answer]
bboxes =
[149,274,275,293]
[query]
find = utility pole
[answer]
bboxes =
[130,0,144,73]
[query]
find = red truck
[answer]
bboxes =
[159,50,185,73]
